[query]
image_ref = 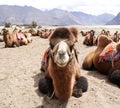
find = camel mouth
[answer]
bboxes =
[56,61,68,67]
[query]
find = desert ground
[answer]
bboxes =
[0,25,120,108]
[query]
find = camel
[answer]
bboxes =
[3,29,20,48]
[94,29,111,45]
[83,30,96,46]
[82,35,120,87]
[39,27,88,100]
[111,31,120,42]
[38,29,54,39]
[28,28,37,36]
[100,29,111,37]
[24,31,32,43]
[80,31,89,37]
[15,29,28,45]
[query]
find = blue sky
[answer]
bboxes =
[0,0,120,15]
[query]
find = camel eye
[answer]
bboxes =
[50,43,54,49]
[70,44,74,52]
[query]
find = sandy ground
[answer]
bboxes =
[0,26,120,108]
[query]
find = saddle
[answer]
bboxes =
[99,42,120,63]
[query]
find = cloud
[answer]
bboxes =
[0,0,120,15]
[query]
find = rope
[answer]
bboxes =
[47,90,55,100]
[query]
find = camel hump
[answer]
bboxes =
[97,35,113,47]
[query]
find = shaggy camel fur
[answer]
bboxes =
[41,27,79,73]
[82,35,120,87]
[3,29,20,48]
[83,30,96,46]
[39,27,88,100]
[112,31,120,42]
[24,31,32,43]
[38,29,54,39]
[28,28,37,36]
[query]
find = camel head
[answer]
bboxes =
[50,40,74,67]
[48,27,76,67]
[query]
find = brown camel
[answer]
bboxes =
[39,27,88,100]
[3,29,20,48]
[82,35,120,87]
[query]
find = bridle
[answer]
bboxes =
[49,40,75,64]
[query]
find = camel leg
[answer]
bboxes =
[38,77,54,96]
[108,69,120,88]
[72,76,88,98]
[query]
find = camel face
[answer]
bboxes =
[51,41,72,67]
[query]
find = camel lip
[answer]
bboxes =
[56,62,68,67]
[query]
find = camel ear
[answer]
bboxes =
[69,27,78,42]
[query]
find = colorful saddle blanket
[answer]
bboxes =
[16,33,26,40]
[41,48,50,66]
[99,42,120,63]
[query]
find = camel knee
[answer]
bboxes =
[38,77,54,95]
[73,76,88,98]
[76,76,88,92]
[108,70,120,88]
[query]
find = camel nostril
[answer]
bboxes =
[59,50,66,55]
[58,50,66,60]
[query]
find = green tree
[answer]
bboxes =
[5,22,11,28]
[31,21,37,28]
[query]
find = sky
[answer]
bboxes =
[0,0,120,15]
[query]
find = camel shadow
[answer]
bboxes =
[35,97,68,108]
[86,69,118,87]
[32,71,69,108]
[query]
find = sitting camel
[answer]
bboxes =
[3,29,20,48]
[112,31,120,42]
[24,31,32,43]
[38,29,54,39]
[83,30,96,46]
[39,27,88,100]
[82,35,120,87]
[15,29,28,45]
[28,28,37,36]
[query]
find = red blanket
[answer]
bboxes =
[99,42,120,62]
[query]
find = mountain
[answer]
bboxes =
[0,5,115,25]
[97,13,115,24]
[107,12,120,25]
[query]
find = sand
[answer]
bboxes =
[0,26,120,108]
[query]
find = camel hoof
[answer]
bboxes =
[72,76,88,98]
[72,88,82,98]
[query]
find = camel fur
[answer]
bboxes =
[3,29,20,48]
[39,27,88,100]
[82,35,120,87]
